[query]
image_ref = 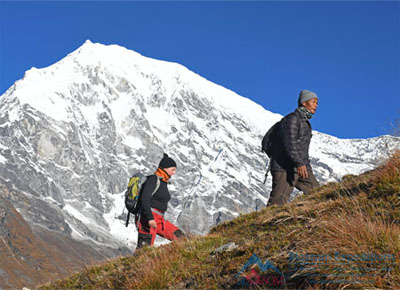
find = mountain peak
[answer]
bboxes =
[70,40,148,67]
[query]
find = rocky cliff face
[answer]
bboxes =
[0,40,399,254]
[0,178,125,289]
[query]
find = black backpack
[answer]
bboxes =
[262,112,301,157]
[261,121,282,158]
[261,118,284,184]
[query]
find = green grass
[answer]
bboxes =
[41,151,400,289]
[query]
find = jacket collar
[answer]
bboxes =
[296,106,313,120]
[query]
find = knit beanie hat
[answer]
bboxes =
[298,90,318,106]
[158,153,177,169]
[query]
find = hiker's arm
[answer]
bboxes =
[140,175,157,220]
[283,114,304,168]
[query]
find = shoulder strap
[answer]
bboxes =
[151,177,161,196]
[288,110,301,138]
[145,174,161,197]
[296,111,302,137]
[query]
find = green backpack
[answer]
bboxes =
[124,172,160,227]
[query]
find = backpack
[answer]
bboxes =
[261,121,282,158]
[261,121,282,184]
[124,173,160,227]
[261,112,300,183]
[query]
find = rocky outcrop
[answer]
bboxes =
[0,179,127,289]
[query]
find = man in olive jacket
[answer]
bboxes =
[268,90,320,205]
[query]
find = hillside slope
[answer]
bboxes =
[41,151,400,289]
[0,179,125,289]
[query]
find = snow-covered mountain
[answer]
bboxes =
[0,40,398,252]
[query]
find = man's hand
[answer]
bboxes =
[297,165,308,179]
[148,220,157,229]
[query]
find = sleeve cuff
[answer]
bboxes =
[144,212,154,220]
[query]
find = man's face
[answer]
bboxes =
[302,98,318,114]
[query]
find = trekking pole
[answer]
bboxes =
[125,211,130,227]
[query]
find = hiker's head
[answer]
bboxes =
[158,153,177,176]
[298,90,318,114]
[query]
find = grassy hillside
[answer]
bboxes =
[41,151,400,289]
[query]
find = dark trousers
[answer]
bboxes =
[268,169,319,206]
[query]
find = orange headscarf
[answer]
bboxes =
[154,168,171,183]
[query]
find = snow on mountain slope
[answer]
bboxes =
[0,40,399,252]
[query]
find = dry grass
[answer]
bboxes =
[41,151,400,289]
[290,197,399,289]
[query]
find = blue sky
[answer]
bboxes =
[0,1,399,139]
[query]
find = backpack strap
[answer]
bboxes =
[293,110,303,138]
[152,176,161,196]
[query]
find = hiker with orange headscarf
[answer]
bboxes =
[135,153,185,248]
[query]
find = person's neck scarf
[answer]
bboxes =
[155,167,171,183]
[297,106,313,119]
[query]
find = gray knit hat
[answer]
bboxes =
[298,90,318,106]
